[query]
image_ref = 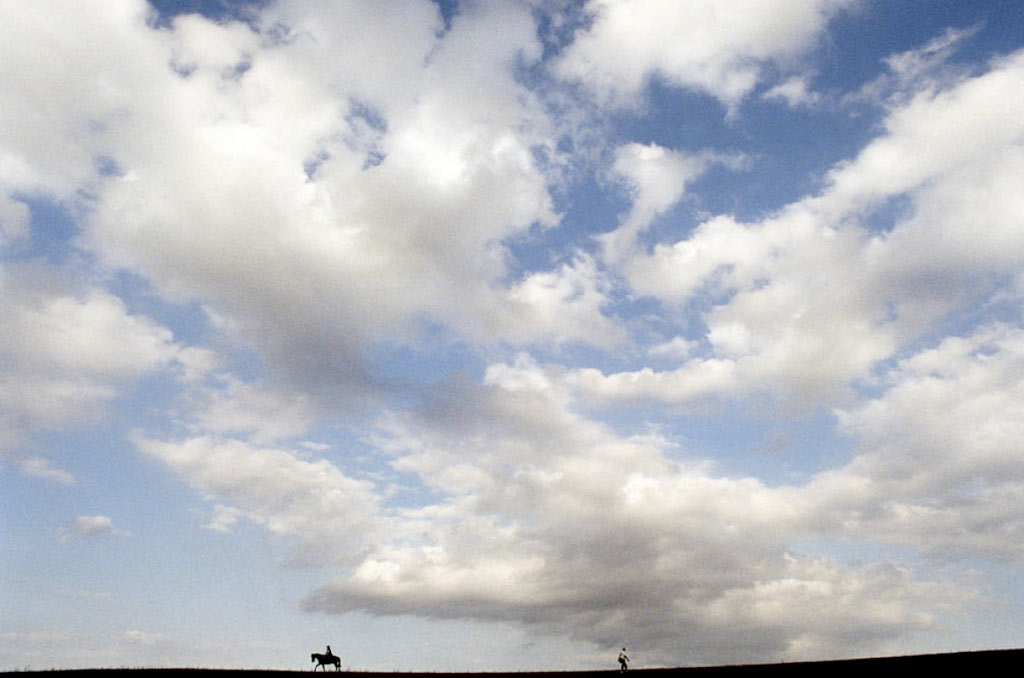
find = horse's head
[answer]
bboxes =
[311,654,316,662]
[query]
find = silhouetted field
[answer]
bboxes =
[5,649,1022,678]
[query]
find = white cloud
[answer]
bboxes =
[262,0,445,117]
[825,49,1024,217]
[304,38,1023,659]
[555,0,849,109]
[0,0,157,203]
[58,515,124,543]
[74,515,118,536]
[762,75,820,108]
[807,323,1024,559]
[136,435,382,566]
[601,142,724,262]
[505,255,623,348]
[701,555,973,662]
[582,207,895,406]
[304,356,970,665]
[185,374,315,444]
[578,46,1024,408]
[22,0,567,401]
[846,26,981,107]
[0,264,180,457]
[204,504,245,534]
[17,457,76,485]
[570,357,740,405]
[648,336,697,361]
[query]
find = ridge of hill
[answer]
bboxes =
[5,648,1022,677]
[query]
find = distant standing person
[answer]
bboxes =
[618,647,629,672]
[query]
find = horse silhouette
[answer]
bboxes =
[311,652,340,671]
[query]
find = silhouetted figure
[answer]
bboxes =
[312,649,340,671]
[618,647,629,672]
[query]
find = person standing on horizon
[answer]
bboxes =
[618,647,629,672]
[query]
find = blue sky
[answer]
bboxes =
[3,0,1024,671]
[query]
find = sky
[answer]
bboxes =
[3,0,1024,671]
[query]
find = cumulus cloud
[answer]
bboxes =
[0,0,152,204]
[14,0,573,405]
[184,374,316,444]
[505,255,623,348]
[578,46,1024,408]
[310,36,1024,662]
[555,0,849,109]
[0,0,548,398]
[806,323,1024,559]
[300,356,971,665]
[136,435,382,566]
[0,263,180,458]
[700,556,973,662]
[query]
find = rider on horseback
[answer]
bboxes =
[312,646,340,671]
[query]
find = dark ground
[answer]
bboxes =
[4,648,1022,677]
